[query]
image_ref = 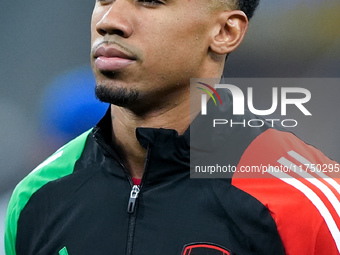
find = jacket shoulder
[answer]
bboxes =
[4,129,92,255]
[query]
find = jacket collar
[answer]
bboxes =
[93,107,190,185]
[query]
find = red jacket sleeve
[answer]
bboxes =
[232,129,340,255]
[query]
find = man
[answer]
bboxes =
[5,0,340,255]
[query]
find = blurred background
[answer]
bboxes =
[0,0,339,253]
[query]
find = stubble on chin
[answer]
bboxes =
[95,83,140,107]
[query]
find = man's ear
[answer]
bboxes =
[210,10,248,55]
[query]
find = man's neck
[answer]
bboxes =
[110,95,192,179]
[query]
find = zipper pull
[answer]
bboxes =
[127,185,140,214]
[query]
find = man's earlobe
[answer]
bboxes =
[210,11,248,55]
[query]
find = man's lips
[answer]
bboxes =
[93,45,136,71]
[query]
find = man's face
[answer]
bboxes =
[91,0,217,109]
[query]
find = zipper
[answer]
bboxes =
[127,185,140,214]
[126,142,152,255]
[126,184,140,255]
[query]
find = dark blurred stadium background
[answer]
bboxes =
[1,0,339,253]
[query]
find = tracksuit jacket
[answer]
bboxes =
[5,92,340,255]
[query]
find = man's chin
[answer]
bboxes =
[95,84,140,107]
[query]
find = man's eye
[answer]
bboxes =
[138,0,164,6]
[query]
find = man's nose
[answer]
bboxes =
[95,0,133,38]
